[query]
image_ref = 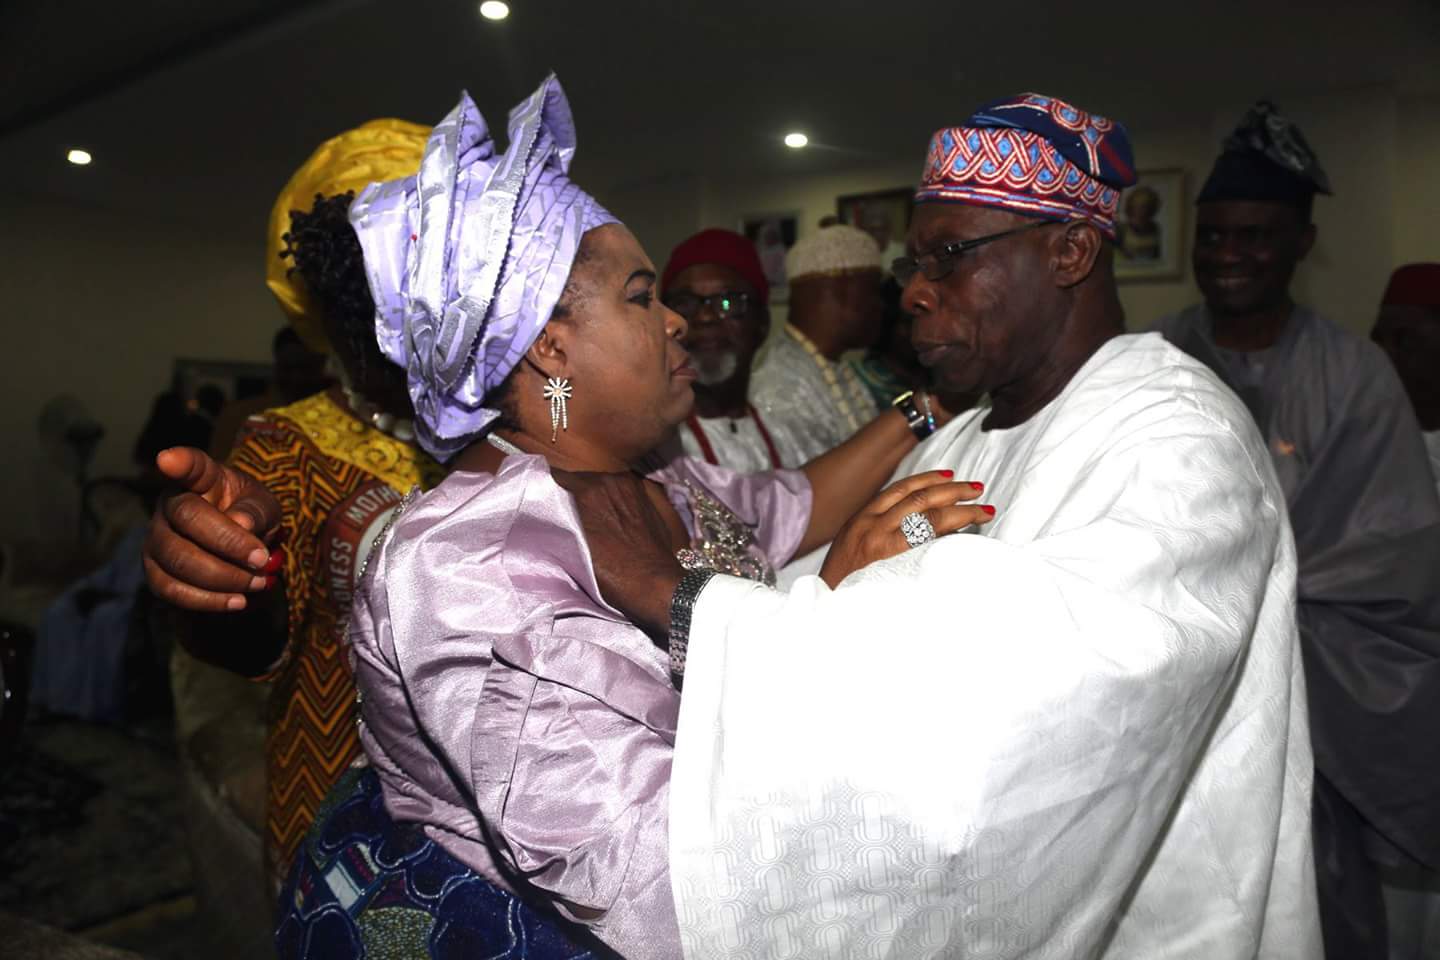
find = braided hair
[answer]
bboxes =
[280,192,550,438]
[279,192,392,395]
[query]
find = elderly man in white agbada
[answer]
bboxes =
[559,92,1321,960]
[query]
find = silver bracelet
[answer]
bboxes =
[668,568,717,680]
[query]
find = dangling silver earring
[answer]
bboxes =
[542,377,572,443]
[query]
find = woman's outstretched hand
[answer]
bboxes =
[818,470,993,589]
[143,447,284,612]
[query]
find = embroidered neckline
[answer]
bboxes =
[675,481,775,586]
[476,440,776,586]
[267,392,441,494]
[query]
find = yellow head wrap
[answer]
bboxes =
[265,118,430,353]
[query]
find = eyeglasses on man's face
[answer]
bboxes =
[892,219,1058,286]
[663,291,753,321]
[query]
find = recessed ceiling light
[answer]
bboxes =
[783,132,809,149]
[67,148,92,166]
[479,1,510,20]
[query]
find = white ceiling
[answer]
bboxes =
[2,0,1436,241]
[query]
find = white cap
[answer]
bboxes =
[785,224,883,283]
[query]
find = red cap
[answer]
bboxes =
[661,229,769,304]
[1381,263,1440,308]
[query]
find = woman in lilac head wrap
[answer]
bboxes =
[275,75,989,959]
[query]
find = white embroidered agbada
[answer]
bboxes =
[751,325,882,462]
[667,333,1321,959]
[660,409,813,473]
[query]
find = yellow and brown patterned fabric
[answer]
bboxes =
[228,390,442,888]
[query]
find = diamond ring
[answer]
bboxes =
[900,511,936,548]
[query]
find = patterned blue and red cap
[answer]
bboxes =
[916,93,1137,239]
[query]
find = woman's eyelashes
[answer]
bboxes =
[628,288,655,309]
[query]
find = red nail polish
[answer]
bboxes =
[262,549,284,575]
[940,470,954,478]
[970,482,984,492]
[981,505,996,516]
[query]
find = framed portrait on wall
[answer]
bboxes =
[836,187,913,268]
[1114,169,1186,282]
[172,357,274,417]
[740,212,799,303]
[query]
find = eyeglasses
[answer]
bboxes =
[892,219,1058,286]
[663,291,753,321]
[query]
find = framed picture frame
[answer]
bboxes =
[1114,169,1186,282]
[836,187,913,267]
[739,213,799,303]
[172,357,274,417]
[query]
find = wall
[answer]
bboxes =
[0,194,276,544]
[1394,93,1440,267]
[598,172,709,279]
[696,160,919,331]
[1283,88,1399,334]
[3,86,1431,546]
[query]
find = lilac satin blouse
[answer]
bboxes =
[349,453,811,959]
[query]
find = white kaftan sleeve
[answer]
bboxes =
[667,414,1303,959]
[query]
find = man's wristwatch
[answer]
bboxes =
[667,568,717,679]
[892,390,937,440]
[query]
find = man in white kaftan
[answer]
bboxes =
[670,332,1318,960]
[561,93,1321,959]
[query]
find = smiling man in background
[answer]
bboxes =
[1158,101,1440,960]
